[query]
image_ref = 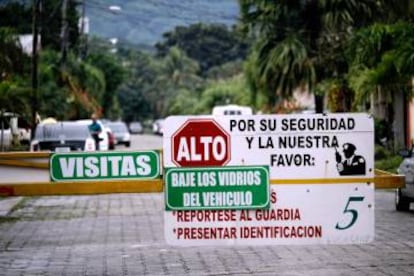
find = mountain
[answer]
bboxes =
[85,0,239,48]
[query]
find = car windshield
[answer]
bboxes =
[107,123,128,132]
[35,122,90,140]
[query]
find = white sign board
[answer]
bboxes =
[165,184,374,246]
[163,113,374,179]
[163,113,375,245]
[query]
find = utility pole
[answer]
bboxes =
[60,0,69,65]
[79,0,87,59]
[31,0,41,138]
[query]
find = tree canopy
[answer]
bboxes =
[155,23,249,76]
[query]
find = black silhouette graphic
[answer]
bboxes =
[335,143,366,176]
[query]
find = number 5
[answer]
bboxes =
[335,196,364,230]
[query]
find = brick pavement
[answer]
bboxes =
[0,191,413,275]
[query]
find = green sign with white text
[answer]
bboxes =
[165,166,269,210]
[50,151,160,182]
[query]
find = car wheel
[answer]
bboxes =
[126,142,131,147]
[395,188,410,211]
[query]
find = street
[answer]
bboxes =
[115,133,163,151]
[0,134,413,275]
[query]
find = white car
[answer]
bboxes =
[0,128,12,150]
[152,119,165,135]
[76,119,109,151]
[212,104,253,116]
[396,149,414,211]
[105,121,131,147]
[31,121,96,152]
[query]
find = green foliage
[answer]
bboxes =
[0,2,31,33]
[155,23,249,75]
[3,0,413,129]
[116,49,161,122]
[239,1,320,111]
[0,1,80,51]
[196,74,252,114]
[239,0,385,112]
[375,145,403,173]
[0,80,31,116]
[347,22,414,106]
[205,60,244,80]
[37,50,69,119]
[167,89,203,115]
[37,50,107,120]
[374,117,392,145]
[86,52,125,119]
[0,27,28,80]
[320,79,354,112]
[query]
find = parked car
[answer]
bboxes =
[0,125,12,151]
[395,148,414,211]
[105,121,131,147]
[152,119,165,135]
[76,119,109,151]
[212,104,253,116]
[129,121,144,134]
[30,121,96,152]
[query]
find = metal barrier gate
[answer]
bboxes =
[0,151,404,196]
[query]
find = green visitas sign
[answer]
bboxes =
[50,151,160,182]
[165,166,270,210]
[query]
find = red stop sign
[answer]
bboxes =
[172,119,231,167]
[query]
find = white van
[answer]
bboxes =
[212,104,253,116]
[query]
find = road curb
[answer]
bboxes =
[0,197,24,216]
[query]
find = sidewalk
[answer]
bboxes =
[0,192,413,275]
[0,196,23,216]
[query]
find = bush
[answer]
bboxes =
[375,155,403,173]
[375,145,403,173]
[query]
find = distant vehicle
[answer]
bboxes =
[152,119,165,135]
[30,121,96,152]
[1,112,31,145]
[105,126,116,150]
[212,104,253,116]
[76,119,109,151]
[0,129,12,150]
[129,121,144,134]
[105,121,131,147]
[396,148,414,211]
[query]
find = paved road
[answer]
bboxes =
[118,133,163,151]
[1,134,414,275]
[0,190,413,275]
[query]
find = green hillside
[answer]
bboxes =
[85,0,239,47]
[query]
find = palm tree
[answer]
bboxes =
[0,27,26,81]
[38,50,106,120]
[154,47,203,117]
[239,0,381,113]
[239,1,317,112]
[347,22,414,147]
